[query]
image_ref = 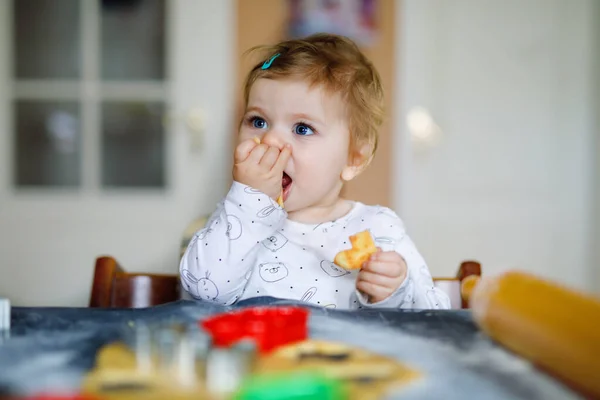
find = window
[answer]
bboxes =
[11,0,167,189]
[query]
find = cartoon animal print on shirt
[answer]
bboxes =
[257,205,277,218]
[244,186,263,195]
[300,287,317,302]
[243,186,280,216]
[259,262,289,282]
[225,214,242,240]
[320,260,350,277]
[374,236,396,246]
[181,269,219,301]
[196,227,213,240]
[262,232,288,252]
[191,216,221,243]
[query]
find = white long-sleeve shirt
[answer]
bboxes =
[180,182,451,310]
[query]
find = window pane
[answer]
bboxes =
[14,101,81,187]
[101,102,165,188]
[100,0,166,80]
[13,0,81,79]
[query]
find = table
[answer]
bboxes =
[0,298,578,399]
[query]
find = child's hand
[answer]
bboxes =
[233,139,292,201]
[356,249,407,303]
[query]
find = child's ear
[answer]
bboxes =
[341,142,373,182]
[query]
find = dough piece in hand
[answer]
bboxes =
[253,137,284,208]
[334,230,377,270]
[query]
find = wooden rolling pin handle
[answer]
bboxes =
[471,271,600,399]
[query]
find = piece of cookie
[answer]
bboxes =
[253,137,284,208]
[334,230,377,270]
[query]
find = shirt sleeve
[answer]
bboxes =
[356,207,451,310]
[179,181,286,305]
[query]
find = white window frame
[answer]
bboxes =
[5,0,172,197]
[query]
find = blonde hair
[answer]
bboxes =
[242,33,384,161]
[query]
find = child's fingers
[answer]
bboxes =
[357,270,394,288]
[356,279,392,301]
[370,250,404,263]
[362,260,403,278]
[246,143,269,164]
[234,139,259,162]
[259,146,280,168]
[272,144,292,173]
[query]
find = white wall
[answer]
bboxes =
[395,0,598,292]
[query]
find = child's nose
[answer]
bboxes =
[261,129,288,150]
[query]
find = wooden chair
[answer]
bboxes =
[433,261,481,309]
[89,256,180,308]
[89,255,480,309]
[94,209,482,309]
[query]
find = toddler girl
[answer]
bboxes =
[180,33,450,310]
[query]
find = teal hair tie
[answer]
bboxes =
[261,53,281,70]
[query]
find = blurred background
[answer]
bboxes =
[0,0,597,306]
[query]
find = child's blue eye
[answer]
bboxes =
[294,123,314,136]
[252,118,268,129]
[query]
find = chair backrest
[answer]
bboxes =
[102,213,482,310]
[433,279,462,309]
[89,256,180,308]
[433,261,481,309]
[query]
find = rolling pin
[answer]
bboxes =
[470,271,600,398]
[253,137,284,208]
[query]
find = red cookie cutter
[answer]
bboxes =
[200,306,309,354]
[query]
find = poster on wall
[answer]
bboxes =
[288,0,378,46]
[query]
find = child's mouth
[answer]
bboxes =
[282,172,293,201]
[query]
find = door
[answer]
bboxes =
[0,0,235,306]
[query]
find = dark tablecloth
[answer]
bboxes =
[0,298,579,399]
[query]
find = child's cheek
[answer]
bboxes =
[237,130,252,143]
